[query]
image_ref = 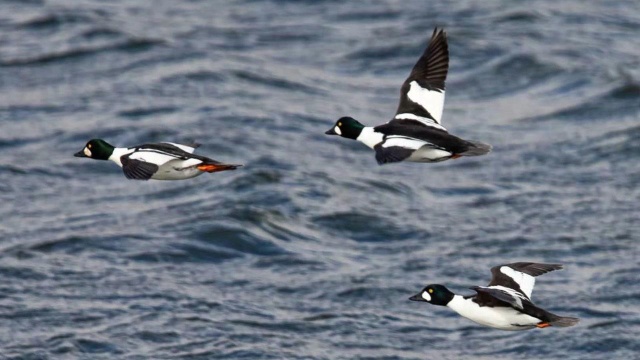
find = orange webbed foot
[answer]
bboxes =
[197,164,240,173]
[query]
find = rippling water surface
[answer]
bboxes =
[1,1,639,359]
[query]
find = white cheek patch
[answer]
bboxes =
[422,291,432,302]
[334,126,342,135]
[84,147,92,157]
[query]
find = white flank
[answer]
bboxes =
[501,266,536,299]
[128,150,179,166]
[382,136,425,150]
[421,291,431,302]
[406,81,445,124]
[394,113,447,131]
[154,158,204,180]
[356,127,384,149]
[380,136,453,162]
[447,295,540,331]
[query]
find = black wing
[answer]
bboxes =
[374,143,415,165]
[492,263,564,278]
[392,28,449,130]
[120,156,159,180]
[488,263,563,299]
[132,143,191,159]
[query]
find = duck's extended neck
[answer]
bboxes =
[447,295,479,316]
[357,127,384,149]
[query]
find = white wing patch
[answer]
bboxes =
[485,285,528,309]
[406,80,446,124]
[394,113,447,131]
[501,266,536,299]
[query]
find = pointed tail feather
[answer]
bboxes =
[197,163,242,173]
[461,140,492,157]
[549,315,580,328]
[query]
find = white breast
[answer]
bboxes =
[108,148,134,167]
[356,127,384,149]
[447,295,540,331]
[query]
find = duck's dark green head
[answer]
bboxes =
[409,284,455,306]
[74,139,115,161]
[325,116,365,140]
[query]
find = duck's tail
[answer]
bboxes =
[197,163,243,173]
[548,315,580,328]
[460,140,492,157]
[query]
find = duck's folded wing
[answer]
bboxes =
[162,142,200,154]
[391,28,449,131]
[488,263,563,299]
[133,143,192,158]
[120,157,160,180]
[471,286,529,310]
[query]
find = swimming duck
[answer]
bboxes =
[409,262,579,330]
[74,139,241,180]
[325,28,491,164]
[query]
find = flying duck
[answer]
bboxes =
[325,28,491,164]
[74,139,241,180]
[409,262,579,330]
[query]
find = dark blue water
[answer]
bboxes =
[1,1,639,359]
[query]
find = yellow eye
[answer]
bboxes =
[338,122,342,127]
[428,288,434,294]
[88,144,92,149]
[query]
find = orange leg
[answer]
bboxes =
[197,164,239,173]
[450,154,462,159]
[536,322,551,328]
